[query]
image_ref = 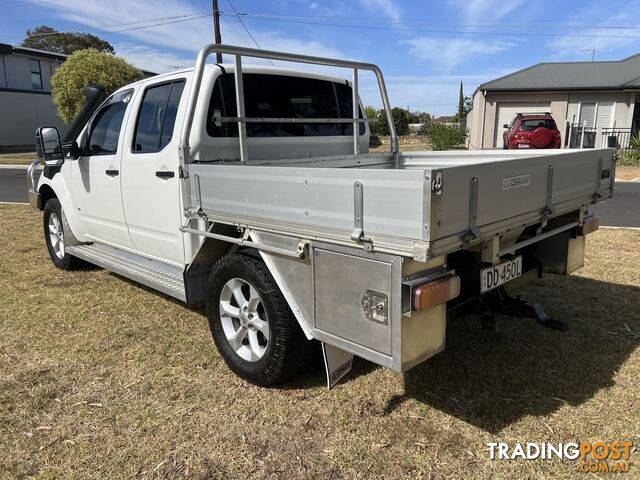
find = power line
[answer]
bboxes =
[226,0,275,65]
[232,14,640,39]
[234,12,640,29]
[10,12,214,43]
[221,16,252,48]
[107,13,213,34]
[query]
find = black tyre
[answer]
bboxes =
[43,198,83,270]
[206,252,312,386]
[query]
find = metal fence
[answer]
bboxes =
[600,128,638,150]
[565,123,638,150]
[565,123,597,148]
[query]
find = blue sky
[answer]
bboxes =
[3,0,640,116]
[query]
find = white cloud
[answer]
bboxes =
[357,0,402,22]
[44,0,210,52]
[113,44,194,73]
[402,37,517,70]
[449,0,527,20]
[357,72,505,116]
[41,0,347,66]
[545,9,640,59]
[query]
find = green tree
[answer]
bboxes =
[458,81,464,121]
[428,123,468,151]
[364,105,379,120]
[452,95,473,123]
[417,116,433,136]
[22,25,115,55]
[51,49,142,123]
[364,105,380,134]
[376,107,410,136]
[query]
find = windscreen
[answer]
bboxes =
[206,73,365,137]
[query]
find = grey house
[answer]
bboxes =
[0,43,68,151]
[468,53,640,149]
[0,43,156,152]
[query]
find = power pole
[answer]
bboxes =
[213,0,222,63]
[580,49,596,62]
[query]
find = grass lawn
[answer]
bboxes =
[1,204,638,478]
[371,142,433,153]
[0,152,36,166]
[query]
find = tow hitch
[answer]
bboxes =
[475,287,569,332]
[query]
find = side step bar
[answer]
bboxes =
[66,244,186,302]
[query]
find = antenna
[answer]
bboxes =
[580,49,596,62]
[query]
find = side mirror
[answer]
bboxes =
[35,127,64,166]
[503,124,509,129]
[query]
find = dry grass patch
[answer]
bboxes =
[1,205,639,478]
[0,152,35,166]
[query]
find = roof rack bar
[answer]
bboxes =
[233,54,248,163]
[352,67,360,155]
[179,44,398,168]
[216,117,371,124]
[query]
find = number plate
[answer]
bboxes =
[480,256,523,293]
[517,143,530,148]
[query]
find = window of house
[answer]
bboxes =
[206,73,365,137]
[132,80,185,153]
[87,90,133,156]
[577,101,614,129]
[578,102,596,128]
[30,59,42,90]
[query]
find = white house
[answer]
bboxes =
[468,53,640,150]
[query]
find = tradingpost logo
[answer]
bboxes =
[487,441,635,473]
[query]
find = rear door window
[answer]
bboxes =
[133,80,185,153]
[520,119,557,130]
[207,73,364,137]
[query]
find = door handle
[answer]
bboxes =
[105,169,119,176]
[155,170,175,179]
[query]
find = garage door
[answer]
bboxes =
[494,102,551,148]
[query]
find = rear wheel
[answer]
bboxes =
[206,252,312,386]
[43,198,82,270]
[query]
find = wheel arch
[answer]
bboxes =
[38,184,56,211]
[38,174,90,241]
[184,228,314,340]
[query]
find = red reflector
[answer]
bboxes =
[413,274,461,311]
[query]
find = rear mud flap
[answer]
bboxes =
[321,343,354,389]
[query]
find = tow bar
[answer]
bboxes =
[476,287,569,332]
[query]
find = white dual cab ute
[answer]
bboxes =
[28,44,611,388]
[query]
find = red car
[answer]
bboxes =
[503,113,561,149]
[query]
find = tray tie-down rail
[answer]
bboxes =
[179,225,308,259]
[350,181,374,251]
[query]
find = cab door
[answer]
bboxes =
[70,89,134,247]
[120,79,186,264]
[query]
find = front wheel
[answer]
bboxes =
[206,252,312,386]
[43,198,82,270]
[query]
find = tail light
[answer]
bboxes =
[413,274,460,311]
